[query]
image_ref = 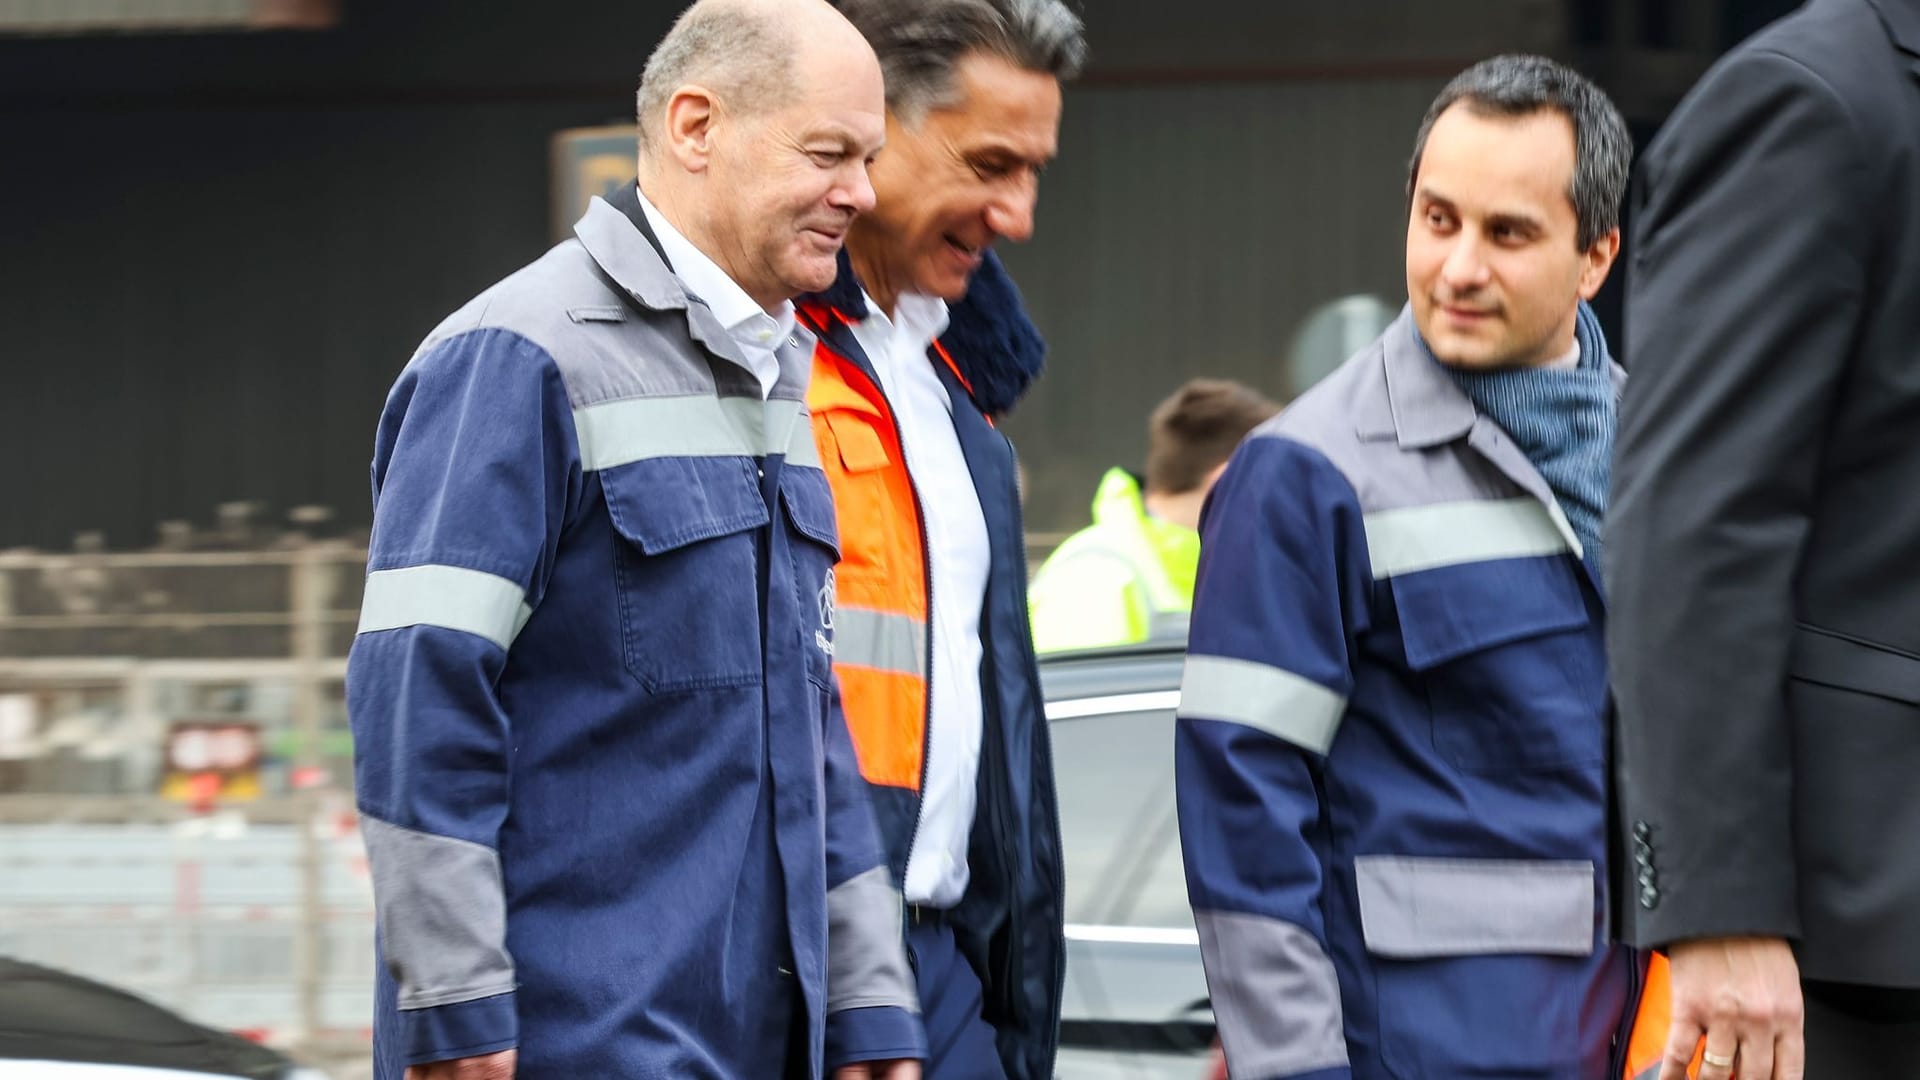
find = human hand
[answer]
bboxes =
[405,1049,516,1080]
[1661,937,1803,1080]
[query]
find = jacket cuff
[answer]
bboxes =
[824,1005,927,1071]
[401,991,518,1066]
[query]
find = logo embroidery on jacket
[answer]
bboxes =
[815,569,835,655]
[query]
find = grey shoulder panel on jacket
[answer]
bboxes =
[410,240,725,410]
[1250,340,1411,515]
[1252,332,1521,517]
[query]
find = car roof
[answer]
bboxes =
[0,959,288,1079]
[1038,642,1184,705]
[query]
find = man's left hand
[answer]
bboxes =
[833,1060,922,1080]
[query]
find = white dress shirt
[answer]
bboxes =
[848,290,991,908]
[637,189,793,398]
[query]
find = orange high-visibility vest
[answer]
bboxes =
[1623,952,1705,1080]
[804,308,931,795]
[800,304,991,800]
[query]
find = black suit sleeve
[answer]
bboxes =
[1608,49,1873,947]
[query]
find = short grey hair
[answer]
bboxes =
[1407,54,1632,251]
[635,0,789,152]
[833,0,1087,122]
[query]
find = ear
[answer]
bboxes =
[1577,226,1622,301]
[662,84,720,173]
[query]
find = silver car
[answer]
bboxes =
[1044,643,1221,1080]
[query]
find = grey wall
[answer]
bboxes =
[0,98,622,549]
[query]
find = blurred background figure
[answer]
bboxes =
[1028,378,1278,653]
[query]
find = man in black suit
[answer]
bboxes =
[1609,1,1920,1077]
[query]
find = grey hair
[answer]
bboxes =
[1407,54,1632,251]
[635,0,789,152]
[833,0,1086,123]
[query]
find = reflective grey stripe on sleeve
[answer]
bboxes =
[573,395,812,471]
[1355,855,1595,958]
[360,815,516,1010]
[782,402,822,470]
[834,606,927,677]
[826,865,919,1014]
[1178,654,1347,754]
[1362,496,1578,579]
[1194,909,1349,1077]
[357,565,532,651]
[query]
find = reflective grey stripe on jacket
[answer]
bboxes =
[1195,909,1348,1077]
[826,866,919,1014]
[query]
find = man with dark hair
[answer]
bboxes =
[347,1,921,1078]
[801,0,1084,1077]
[1611,1,1920,1076]
[1175,55,1637,1078]
[1028,378,1279,652]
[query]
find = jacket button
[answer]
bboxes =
[1639,886,1660,910]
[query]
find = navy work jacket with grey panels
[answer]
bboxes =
[346,189,923,1078]
[1174,310,1634,1080]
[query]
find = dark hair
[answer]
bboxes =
[1146,379,1281,495]
[833,0,1086,122]
[1407,54,1631,250]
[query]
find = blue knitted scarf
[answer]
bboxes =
[1431,303,1617,583]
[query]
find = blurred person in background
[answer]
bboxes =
[1175,55,1636,1079]
[345,1,923,1077]
[798,0,1084,1075]
[1610,0,1920,1076]
[1027,377,1279,653]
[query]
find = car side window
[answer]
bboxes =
[1051,707,1191,930]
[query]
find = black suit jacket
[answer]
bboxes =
[1609,0,1920,985]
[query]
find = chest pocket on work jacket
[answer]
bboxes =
[601,456,769,694]
[815,408,906,583]
[1390,555,1604,773]
[779,466,842,690]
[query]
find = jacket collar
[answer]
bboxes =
[1372,307,1477,449]
[575,181,687,314]
[1368,302,1623,448]
[802,247,1047,416]
[575,181,816,391]
[1866,0,1920,75]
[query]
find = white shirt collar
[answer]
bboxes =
[636,188,795,395]
[859,289,950,353]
